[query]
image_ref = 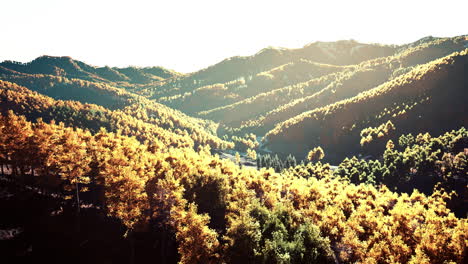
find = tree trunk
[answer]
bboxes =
[161,231,167,264]
[75,180,80,215]
[75,179,81,240]
[129,230,135,264]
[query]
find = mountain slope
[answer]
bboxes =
[238,36,468,135]
[143,40,396,100]
[179,37,464,136]
[160,60,349,115]
[264,49,468,162]
[0,80,232,149]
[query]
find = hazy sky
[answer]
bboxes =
[1,0,466,73]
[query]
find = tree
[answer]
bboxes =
[386,139,395,150]
[0,111,33,177]
[247,148,257,160]
[226,203,335,264]
[51,127,92,214]
[235,152,241,166]
[256,154,262,169]
[173,203,221,264]
[272,154,283,172]
[285,154,297,169]
[307,147,325,163]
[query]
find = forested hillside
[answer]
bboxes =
[142,40,396,101]
[240,37,468,134]
[1,35,466,264]
[0,80,232,149]
[0,55,180,84]
[205,37,466,129]
[265,48,468,162]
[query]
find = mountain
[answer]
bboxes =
[265,49,468,162]
[236,37,468,134]
[2,36,466,159]
[167,37,468,151]
[140,40,396,100]
[149,37,466,129]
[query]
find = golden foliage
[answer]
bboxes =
[1,110,466,264]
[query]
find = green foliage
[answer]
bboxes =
[284,161,331,180]
[256,154,293,172]
[335,128,468,215]
[226,203,335,264]
[334,157,381,185]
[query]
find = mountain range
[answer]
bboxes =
[2,35,467,162]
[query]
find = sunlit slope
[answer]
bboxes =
[161,60,348,115]
[238,36,468,135]
[193,37,466,131]
[145,40,396,100]
[0,80,232,149]
[264,49,468,162]
[1,36,466,156]
[0,73,135,109]
[201,64,390,127]
[0,58,231,149]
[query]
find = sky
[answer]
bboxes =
[1,0,467,73]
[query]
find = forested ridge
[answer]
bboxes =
[0,55,181,85]
[265,48,468,161]
[0,80,232,149]
[0,35,467,263]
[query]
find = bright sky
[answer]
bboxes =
[1,0,466,73]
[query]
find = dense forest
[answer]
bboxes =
[0,35,466,264]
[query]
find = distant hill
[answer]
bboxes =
[141,40,396,100]
[147,37,465,126]
[0,55,181,85]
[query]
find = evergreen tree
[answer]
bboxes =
[256,154,262,169]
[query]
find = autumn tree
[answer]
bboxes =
[235,152,241,165]
[307,146,325,163]
[246,148,257,160]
